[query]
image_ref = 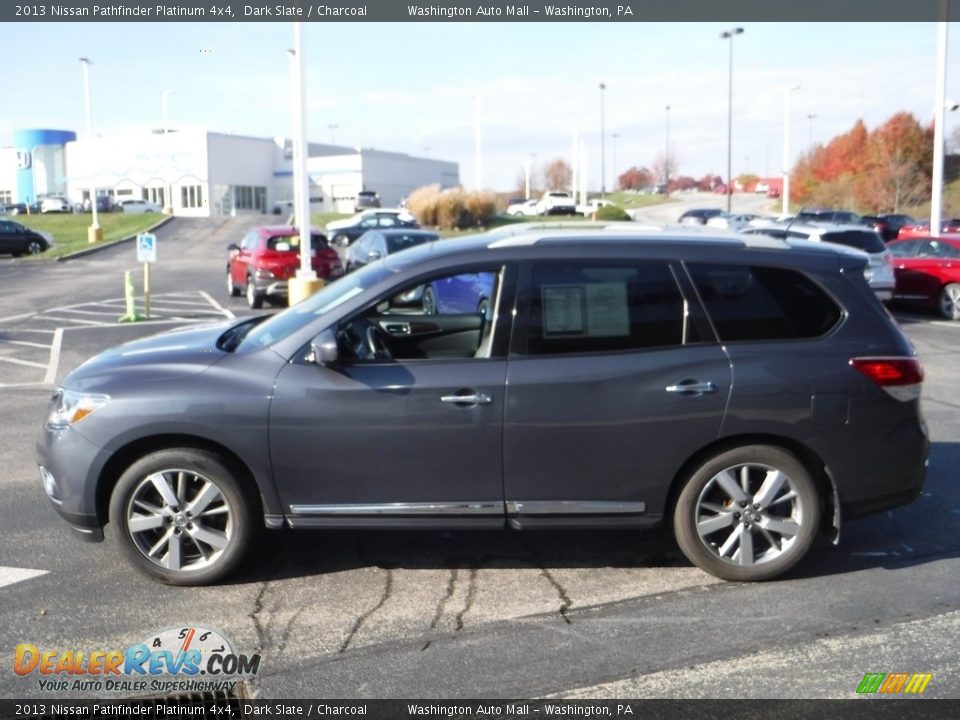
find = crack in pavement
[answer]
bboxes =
[422,568,460,651]
[538,568,573,625]
[454,568,479,632]
[250,581,269,655]
[339,568,394,654]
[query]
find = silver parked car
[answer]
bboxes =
[742,223,896,301]
[37,230,926,585]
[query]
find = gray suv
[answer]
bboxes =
[36,231,928,585]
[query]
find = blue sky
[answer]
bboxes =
[6,21,960,190]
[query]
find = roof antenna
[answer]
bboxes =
[783,205,805,235]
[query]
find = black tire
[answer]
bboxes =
[333,233,350,248]
[938,282,960,320]
[227,269,241,297]
[108,448,258,585]
[246,277,264,309]
[673,445,820,582]
[422,286,437,315]
[27,240,44,255]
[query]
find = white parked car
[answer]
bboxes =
[535,191,577,216]
[506,199,539,217]
[706,213,763,232]
[40,197,70,213]
[119,199,162,214]
[576,198,615,216]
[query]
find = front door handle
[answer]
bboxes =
[665,380,718,395]
[441,392,492,406]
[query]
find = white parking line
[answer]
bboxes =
[43,328,63,385]
[0,566,48,590]
[0,340,51,349]
[40,316,111,326]
[0,356,48,369]
[52,308,130,317]
[199,291,235,319]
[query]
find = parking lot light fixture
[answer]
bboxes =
[720,27,744,213]
[79,57,101,242]
[665,105,671,198]
[599,82,607,200]
[780,84,800,216]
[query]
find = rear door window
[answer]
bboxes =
[687,264,841,341]
[525,262,690,355]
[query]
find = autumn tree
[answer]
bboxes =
[543,158,572,191]
[618,166,653,190]
[860,112,932,212]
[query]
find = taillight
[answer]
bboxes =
[850,357,924,401]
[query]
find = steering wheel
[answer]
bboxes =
[365,324,394,361]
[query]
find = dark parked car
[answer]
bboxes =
[38,230,927,585]
[795,209,862,225]
[344,229,439,272]
[861,213,915,242]
[678,208,724,225]
[0,219,51,256]
[355,190,381,210]
[328,214,419,249]
[227,225,344,308]
[887,235,960,320]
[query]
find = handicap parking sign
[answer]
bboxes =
[137,233,157,263]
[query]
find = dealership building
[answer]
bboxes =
[0,128,460,216]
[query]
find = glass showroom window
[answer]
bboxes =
[180,185,204,209]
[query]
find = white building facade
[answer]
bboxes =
[50,129,459,217]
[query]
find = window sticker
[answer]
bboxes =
[584,282,630,337]
[542,285,585,336]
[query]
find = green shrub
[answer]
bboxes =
[595,205,631,221]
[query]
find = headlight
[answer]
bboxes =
[46,389,110,429]
[254,268,275,279]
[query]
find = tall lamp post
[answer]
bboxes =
[720,27,743,213]
[806,113,817,149]
[780,84,800,216]
[611,132,620,190]
[932,18,949,238]
[665,104,671,197]
[79,57,102,243]
[599,82,606,199]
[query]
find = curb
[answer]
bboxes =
[55,215,176,262]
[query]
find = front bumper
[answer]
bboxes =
[36,424,111,543]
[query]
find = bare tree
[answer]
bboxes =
[544,158,573,191]
[651,152,679,186]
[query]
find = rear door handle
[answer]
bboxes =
[665,380,718,395]
[441,392,492,406]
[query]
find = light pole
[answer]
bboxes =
[932,17,949,238]
[612,132,620,190]
[79,57,101,243]
[806,113,816,149]
[327,123,338,145]
[474,93,483,190]
[780,84,801,216]
[665,104,671,197]
[599,82,607,199]
[720,27,743,213]
[161,89,174,134]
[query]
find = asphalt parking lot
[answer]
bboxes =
[0,208,958,700]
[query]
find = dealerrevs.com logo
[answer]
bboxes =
[14,626,261,694]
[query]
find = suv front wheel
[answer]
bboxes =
[246,277,264,309]
[673,445,820,581]
[109,448,257,586]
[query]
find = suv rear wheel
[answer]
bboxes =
[109,448,256,586]
[674,445,819,581]
[939,283,960,320]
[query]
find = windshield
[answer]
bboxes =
[239,263,394,351]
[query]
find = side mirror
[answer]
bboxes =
[309,328,339,366]
[368,250,381,260]
[227,243,240,252]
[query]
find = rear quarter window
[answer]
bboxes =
[687,263,842,341]
[820,230,886,254]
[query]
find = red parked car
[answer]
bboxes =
[887,235,960,320]
[897,219,960,239]
[227,226,344,309]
